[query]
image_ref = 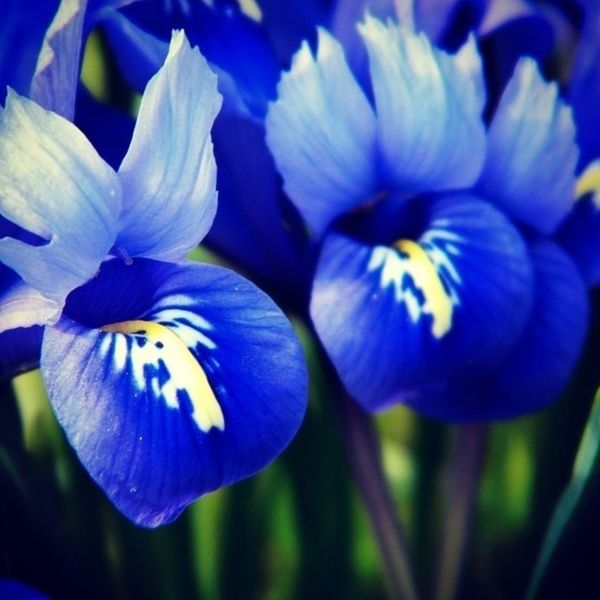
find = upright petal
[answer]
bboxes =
[266,28,378,237]
[477,58,579,234]
[0,90,121,321]
[359,16,486,192]
[42,258,307,526]
[116,31,222,261]
[311,194,533,412]
[30,0,87,120]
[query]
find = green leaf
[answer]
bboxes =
[526,388,600,600]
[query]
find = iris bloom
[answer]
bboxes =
[266,16,589,421]
[0,31,306,526]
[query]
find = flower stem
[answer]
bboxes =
[435,423,488,600]
[334,389,419,600]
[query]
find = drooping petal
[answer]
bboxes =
[406,240,589,420]
[311,194,533,412]
[558,161,600,287]
[116,31,222,261]
[41,258,307,526]
[265,28,378,237]
[477,57,579,234]
[0,90,121,320]
[359,15,486,192]
[30,0,87,120]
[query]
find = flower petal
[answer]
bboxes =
[265,28,378,237]
[41,258,307,526]
[0,90,121,316]
[311,194,533,412]
[558,161,600,287]
[30,0,87,120]
[359,15,486,192]
[116,30,222,261]
[407,240,589,420]
[0,325,43,381]
[477,58,578,234]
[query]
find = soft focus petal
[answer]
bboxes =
[359,15,486,192]
[266,28,378,237]
[0,324,43,381]
[101,10,168,93]
[116,31,222,260]
[0,579,49,600]
[558,161,600,287]
[0,0,59,102]
[42,258,307,526]
[409,240,589,420]
[477,57,578,234]
[0,90,121,317]
[30,0,87,120]
[311,194,533,412]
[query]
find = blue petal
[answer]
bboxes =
[311,194,533,412]
[29,0,87,120]
[0,90,121,322]
[266,28,378,237]
[116,31,222,261]
[206,100,311,306]
[569,4,600,168]
[41,258,307,526]
[359,15,486,192]
[558,161,600,287]
[101,10,168,93]
[0,579,49,600]
[0,0,59,102]
[406,240,589,420]
[477,57,579,234]
[0,324,43,381]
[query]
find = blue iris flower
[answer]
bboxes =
[0,31,307,526]
[265,15,590,421]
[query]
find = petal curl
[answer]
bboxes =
[116,31,222,260]
[266,28,377,237]
[0,90,121,318]
[0,325,43,381]
[477,58,578,234]
[311,194,533,412]
[41,259,307,526]
[359,15,486,192]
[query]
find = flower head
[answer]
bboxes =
[0,31,307,525]
[266,16,588,421]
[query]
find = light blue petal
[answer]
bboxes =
[0,90,121,317]
[29,0,87,120]
[311,194,533,413]
[116,31,222,260]
[265,28,378,237]
[42,258,307,526]
[477,57,579,234]
[359,15,486,192]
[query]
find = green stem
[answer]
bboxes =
[334,390,419,600]
[525,390,600,600]
[435,423,488,600]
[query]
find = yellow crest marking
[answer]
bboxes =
[576,159,600,203]
[393,240,453,338]
[102,319,224,432]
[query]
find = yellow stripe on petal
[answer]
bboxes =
[393,240,454,338]
[102,320,225,432]
[576,159,600,203]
